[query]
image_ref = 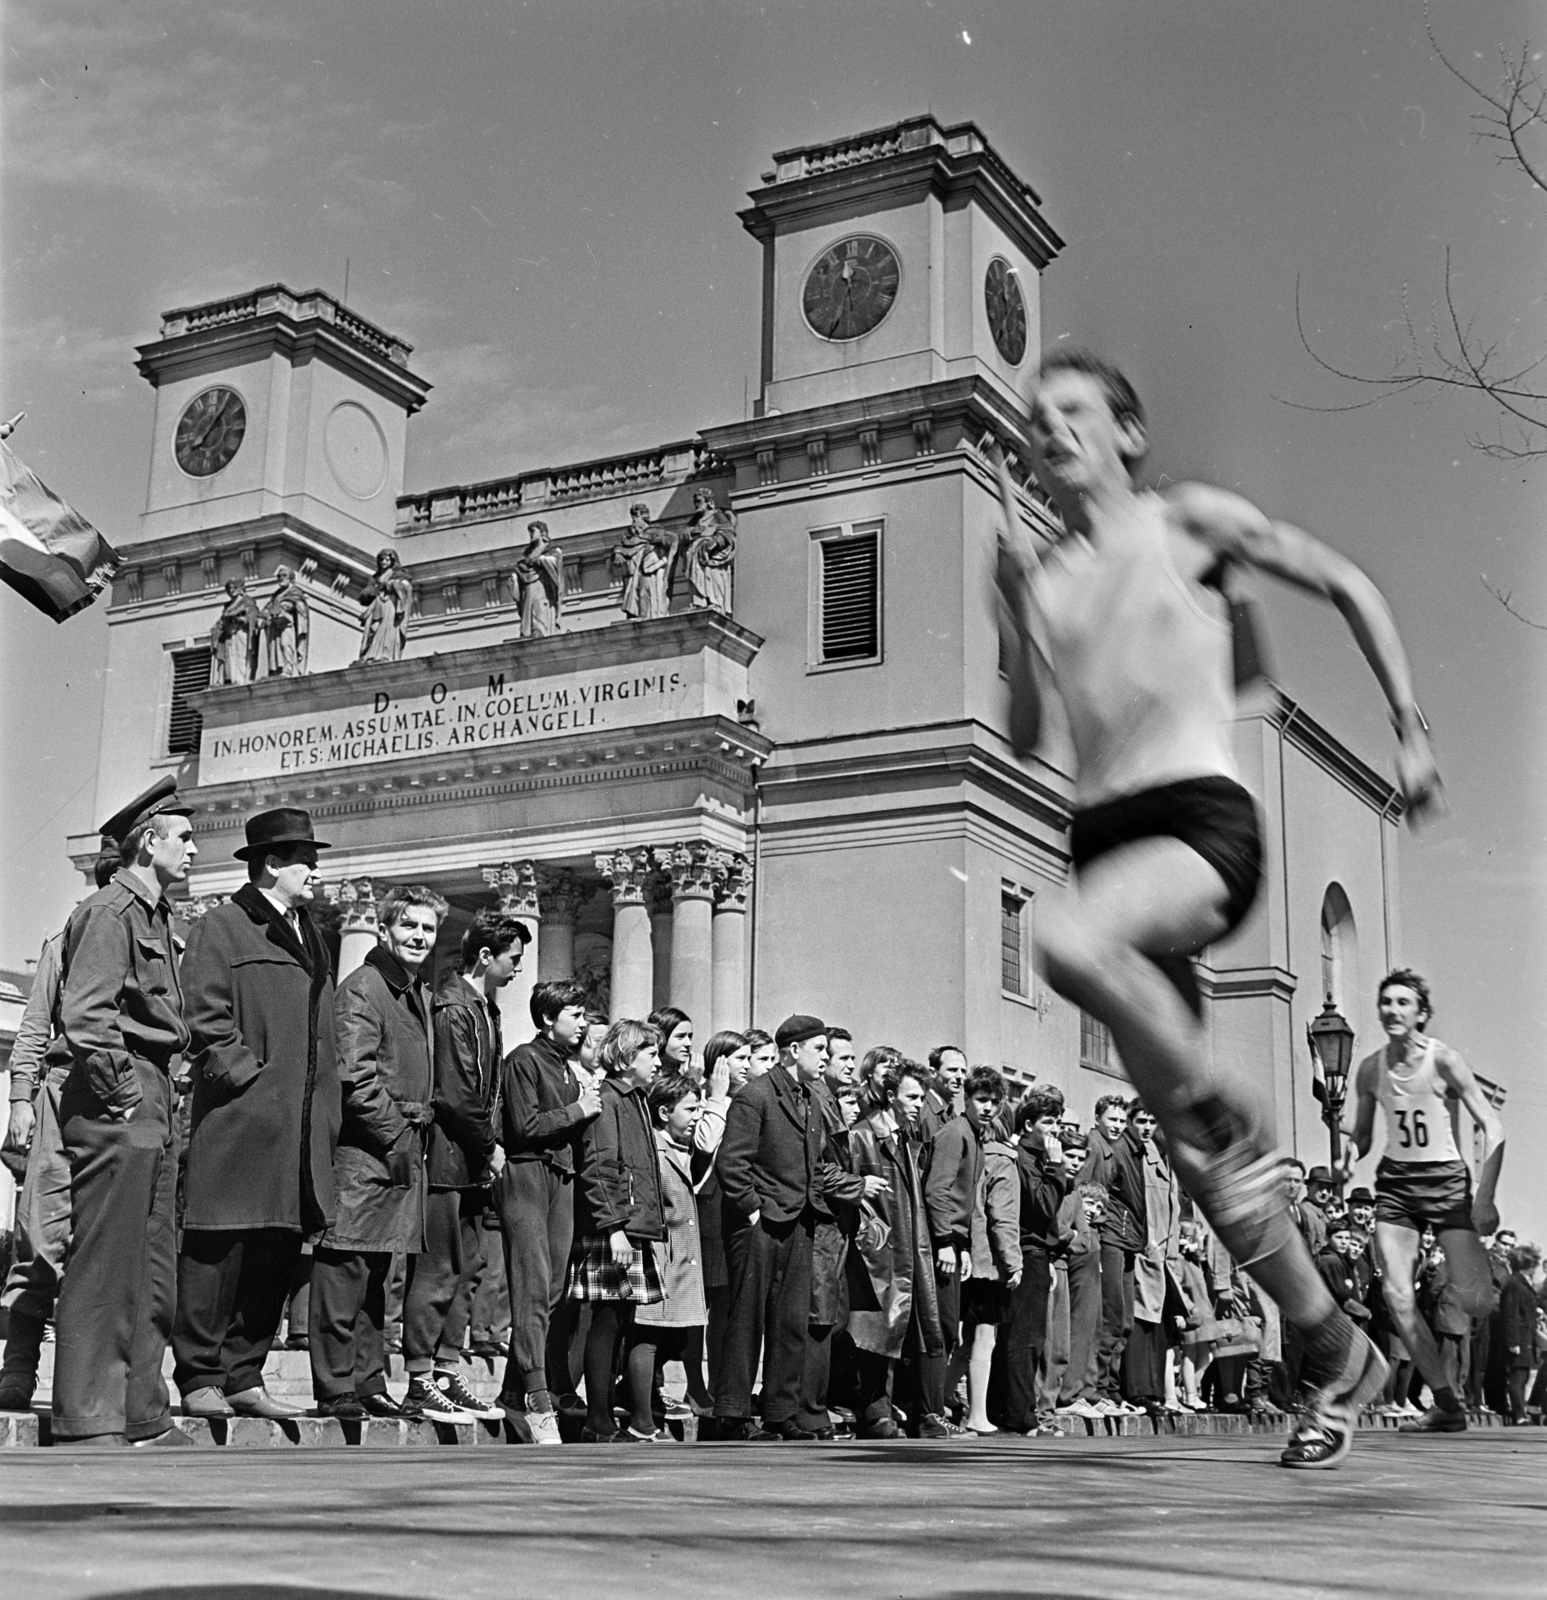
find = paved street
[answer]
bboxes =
[0,1430,1540,1600]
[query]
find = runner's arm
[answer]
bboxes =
[1433,1045,1505,1232]
[1344,1056,1379,1168]
[989,441,1053,757]
[1167,483,1444,825]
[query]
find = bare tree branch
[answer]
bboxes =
[1427,8,1547,194]
[1480,576,1547,630]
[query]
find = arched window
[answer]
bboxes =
[1319,884,1357,1007]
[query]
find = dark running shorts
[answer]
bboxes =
[960,1277,1012,1329]
[1069,775,1264,934]
[1374,1159,1477,1235]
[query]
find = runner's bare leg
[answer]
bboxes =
[1376,1222,1494,1399]
[1037,836,1338,1330]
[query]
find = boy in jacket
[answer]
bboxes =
[1499,1244,1541,1424]
[402,909,529,1423]
[497,979,601,1443]
[1079,1094,1148,1415]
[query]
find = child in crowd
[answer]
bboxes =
[569,1020,665,1441]
[626,1073,713,1439]
[956,1092,1022,1434]
[1049,1176,1107,1422]
[1175,1222,1217,1410]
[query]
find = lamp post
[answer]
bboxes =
[1307,999,1355,1177]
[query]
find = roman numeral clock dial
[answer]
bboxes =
[802,236,900,341]
[175,385,247,477]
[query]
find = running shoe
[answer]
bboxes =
[430,1369,504,1421]
[917,1413,973,1439]
[1055,1399,1106,1421]
[527,1405,563,1446]
[1280,1324,1389,1470]
[405,1375,476,1424]
[1397,1403,1467,1434]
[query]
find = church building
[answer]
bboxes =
[70,116,1405,1154]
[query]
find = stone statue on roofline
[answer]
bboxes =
[613,501,675,621]
[682,488,735,613]
[262,565,311,677]
[511,519,564,637]
[210,577,260,685]
[357,548,413,663]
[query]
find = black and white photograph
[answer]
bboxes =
[0,3,1542,1597]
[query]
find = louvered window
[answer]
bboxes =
[167,646,212,755]
[815,525,881,665]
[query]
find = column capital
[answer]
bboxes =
[715,852,753,914]
[481,860,540,919]
[326,877,386,934]
[652,842,724,903]
[595,848,654,907]
[536,865,585,925]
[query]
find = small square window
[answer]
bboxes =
[1080,1011,1125,1078]
[1001,891,1025,996]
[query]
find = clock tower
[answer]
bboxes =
[739,117,1063,418]
[135,284,430,552]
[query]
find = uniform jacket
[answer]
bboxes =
[427,973,501,1190]
[1079,1125,1147,1252]
[574,1077,665,1242]
[181,885,340,1232]
[8,932,65,1105]
[844,1110,943,1360]
[1015,1128,1074,1253]
[924,1114,984,1250]
[916,1087,956,1149]
[320,945,432,1254]
[717,1063,855,1226]
[974,1136,1023,1282]
[501,1032,589,1171]
[1499,1271,1540,1367]
[637,1131,712,1328]
[60,869,189,1113]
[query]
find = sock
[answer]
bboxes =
[1433,1386,1463,1414]
[1300,1307,1355,1370]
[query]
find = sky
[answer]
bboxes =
[2,0,1543,1235]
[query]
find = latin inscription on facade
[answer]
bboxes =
[200,653,719,783]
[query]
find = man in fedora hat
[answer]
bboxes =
[52,778,197,1446]
[171,808,343,1420]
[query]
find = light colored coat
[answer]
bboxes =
[1133,1138,1181,1324]
[636,1130,708,1328]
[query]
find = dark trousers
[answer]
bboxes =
[463,1211,510,1348]
[997,1245,1052,1430]
[1059,1249,1103,1405]
[52,1062,177,1441]
[172,1227,301,1397]
[1095,1243,1135,1400]
[496,1159,574,1399]
[916,1261,962,1421]
[1122,1316,1167,1404]
[1,1068,72,1332]
[1464,1314,1490,1406]
[716,1208,826,1429]
[308,1247,394,1400]
[403,1187,486,1373]
[852,1346,899,1427]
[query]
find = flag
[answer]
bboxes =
[1310,1051,1329,1110]
[0,441,120,623]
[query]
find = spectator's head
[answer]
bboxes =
[377,885,448,972]
[857,1045,904,1110]
[599,1019,662,1089]
[94,845,120,887]
[1507,1243,1540,1276]
[825,1026,857,1092]
[1077,1180,1109,1226]
[703,1029,751,1093]
[648,1007,694,1071]
[1016,1083,1066,1137]
[1330,1224,1358,1259]
[775,1015,829,1085]
[1178,1221,1204,1258]
[963,1065,1006,1133]
[1377,967,1433,1034]
[577,1012,610,1074]
[1127,1098,1158,1146]
[1282,1157,1307,1204]
[1306,1167,1337,1209]
[530,979,589,1049]
[1420,1224,1437,1254]
[1348,1188,1376,1229]
[878,1059,931,1130]
[743,1028,778,1079]
[1093,1094,1129,1140]
[1492,1228,1517,1255]
[649,1072,701,1147]
[459,910,531,988]
[928,1046,968,1098]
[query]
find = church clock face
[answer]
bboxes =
[984,258,1027,365]
[802,235,901,341]
[175,386,247,476]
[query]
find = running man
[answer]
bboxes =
[1343,968,1504,1433]
[995,349,1444,1469]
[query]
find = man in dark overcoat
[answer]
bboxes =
[171,809,341,1419]
[714,1015,880,1440]
[309,884,445,1420]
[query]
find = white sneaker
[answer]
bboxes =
[527,1405,563,1445]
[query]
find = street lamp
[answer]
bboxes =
[1307,999,1355,1176]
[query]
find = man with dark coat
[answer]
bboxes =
[171,809,341,1421]
[52,779,197,1447]
[714,1015,880,1440]
[1079,1094,1148,1413]
[917,1045,966,1145]
[400,909,529,1423]
[309,884,446,1420]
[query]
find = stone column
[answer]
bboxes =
[712,853,752,1035]
[536,868,583,983]
[595,850,654,1022]
[333,878,384,982]
[648,877,674,1013]
[653,843,721,1042]
[482,861,540,1051]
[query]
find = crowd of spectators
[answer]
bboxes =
[1,796,1542,1445]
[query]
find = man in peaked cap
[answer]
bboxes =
[51,778,197,1446]
[171,809,342,1421]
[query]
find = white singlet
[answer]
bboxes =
[1034,492,1239,808]
[1373,1040,1461,1165]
